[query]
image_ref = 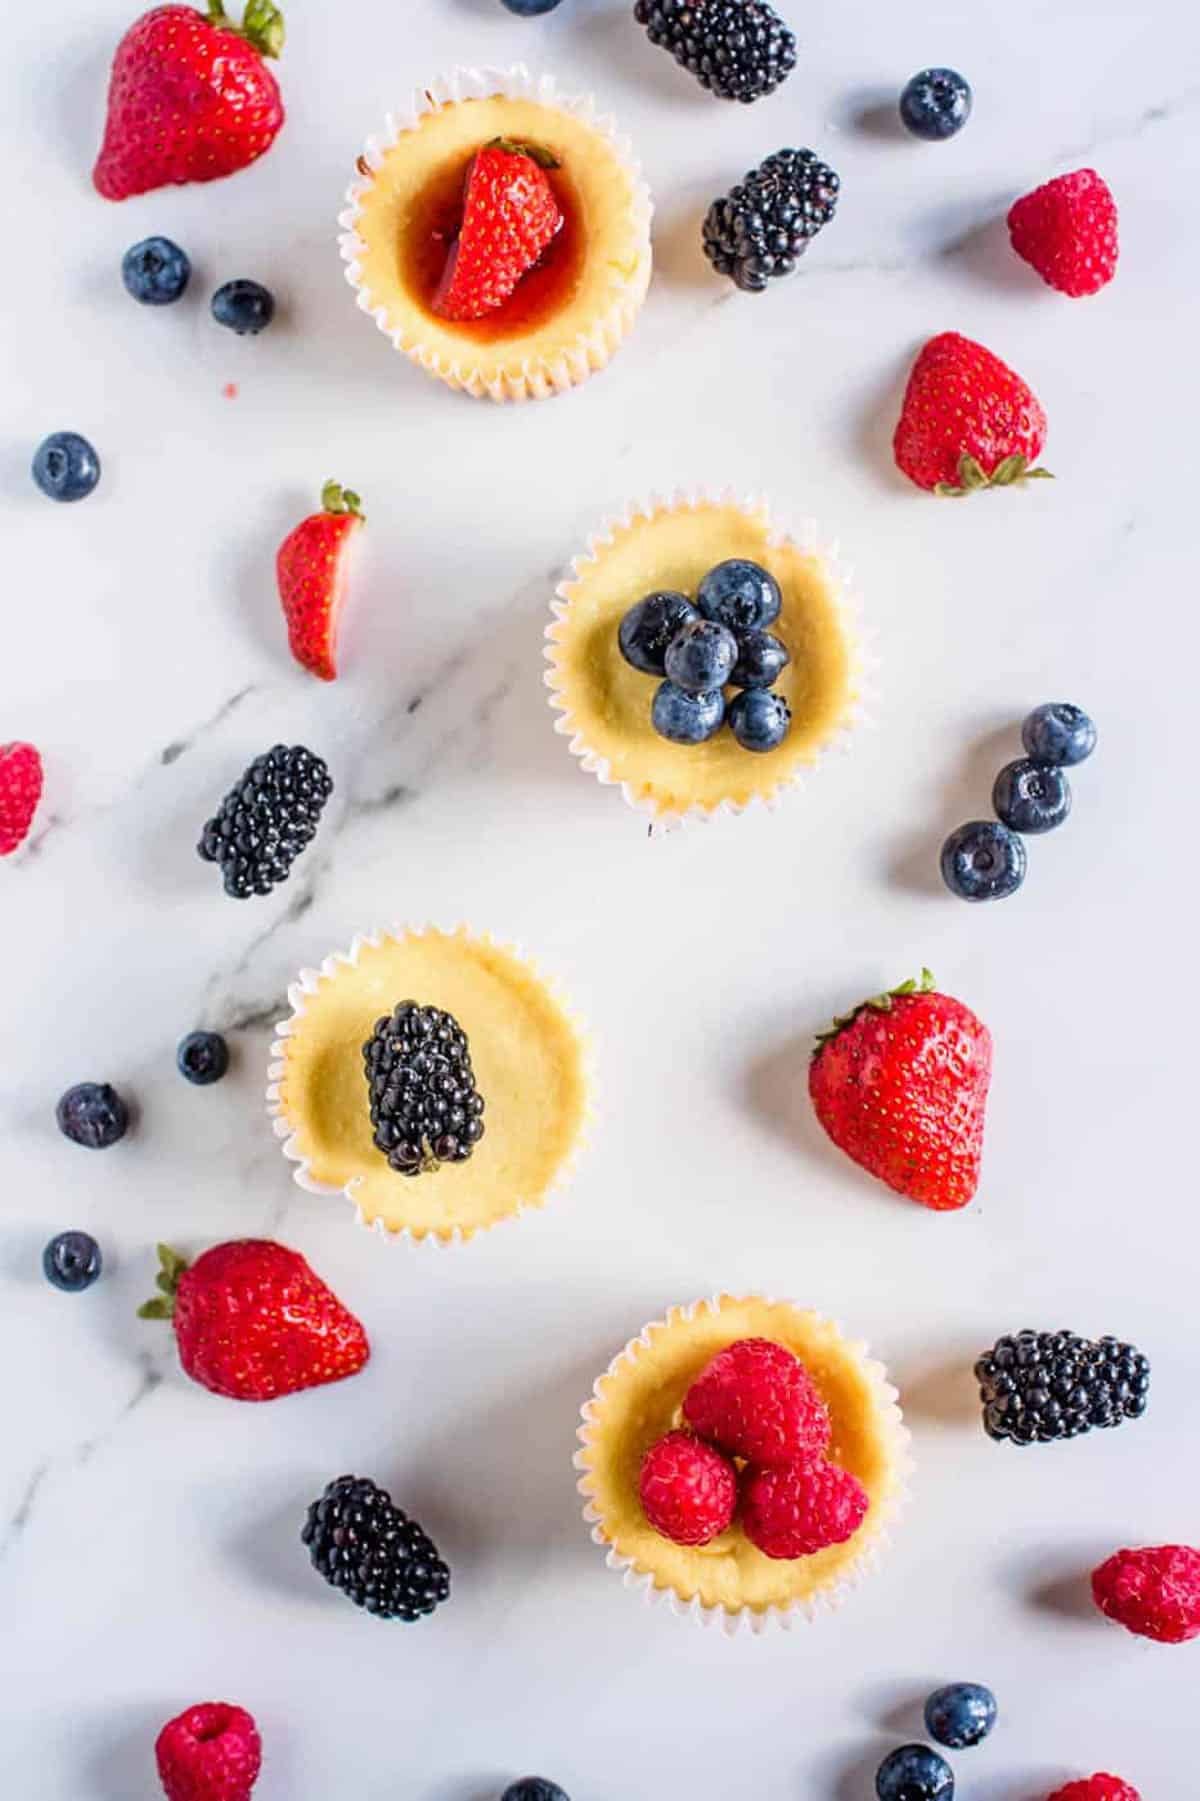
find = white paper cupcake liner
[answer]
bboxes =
[266,925,594,1247]
[337,66,653,403]
[544,489,877,829]
[574,1295,912,1635]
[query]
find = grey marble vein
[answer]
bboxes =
[1,1461,49,1563]
[160,683,258,767]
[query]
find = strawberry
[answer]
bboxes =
[139,1240,369,1401]
[93,2,285,202]
[808,969,992,1212]
[0,742,43,856]
[740,1457,869,1560]
[1008,169,1119,298]
[433,139,564,323]
[638,1430,737,1546]
[276,481,364,681]
[893,331,1053,496]
[155,1702,261,1801]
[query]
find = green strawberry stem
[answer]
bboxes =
[813,968,935,1052]
[206,0,286,58]
[934,452,1054,498]
[485,136,561,171]
[321,480,364,520]
[136,1243,190,1321]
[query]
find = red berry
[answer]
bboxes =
[276,481,364,681]
[741,1458,869,1560]
[638,1429,737,1546]
[893,331,1051,496]
[433,141,563,322]
[1046,1779,1141,1801]
[682,1337,831,1468]
[809,970,993,1212]
[155,1701,261,1801]
[1008,169,1119,297]
[1091,1544,1200,1644]
[0,742,43,856]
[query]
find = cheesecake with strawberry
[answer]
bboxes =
[339,70,653,401]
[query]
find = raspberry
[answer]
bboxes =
[741,1458,869,1560]
[638,1430,737,1546]
[681,1337,831,1467]
[1007,169,1119,297]
[1091,1544,1200,1644]
[0,742,43,856]
[155,1702,262,1801]
[1045,1779,1140,1801]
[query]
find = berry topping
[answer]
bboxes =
[618,591,699,675]
[975,1330,1150,1447]
[634,0,797,103]
[94,2,285,202]
[992,759,1071,835]
[212,278,275,335]
[433,140,563,323]
[651,682,726,745]
[155,1701,262,1801]
[500,0,565,9]
[177,1030,230,1086]
[1091,1544,1200,1644]
[663,618,738,695]
[276,481,365,681]
[32,431,101,502]
[899,68,973,140]
[682,1337,831,1467]
[924,1683,997,1750]
[809,970,992,1211]
[940,820,1027,902]
[197,744,333,900]
[42,1231,103,1293]
[893,332,1052,496]
[638,1430,738,1547]
[0,742,44,855]
[703,150,839,292]
[696,559,782,632]
[875,1745,955,1801]
[364,1003,486,1176]
[56,1081,130,1150]
[741,1457,868,1559]
[501,1784,570,1801]
[301,1474,450,1621]
[1008,169,1119,298]
[730,629,790,690]
[1046,1781,1140,1801]
[1022,702,1097,766]
[122,235,191,305]
[728,688,791,753]
[138,1240,370,1402]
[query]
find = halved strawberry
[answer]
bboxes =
[275,481,364,682]
[433,139,563,323]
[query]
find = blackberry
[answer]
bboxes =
[703,148,840,292]
[301,1475,451,1621]
[975,1330,1150,1447]
[197,745,332,900]
[363,1003,485,1176]
[634,0,797,104]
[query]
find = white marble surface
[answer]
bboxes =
[3,0,1199,1794]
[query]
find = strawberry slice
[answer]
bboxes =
[0,742,44,856]
[433,139,564,323]
[275,481,364,682]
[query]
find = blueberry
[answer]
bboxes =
[924,1682,997,1750]
[122,236,191,305]
[56,1082,130,1149]
[875,1744,954,1801]
[697,559,782,633]
[728,688,791,752]
[664,618,738,694]
[730,629,790,689]
[941,820,1026,901]
[992,758,1071,834]
[500,1783,570,1801]
[211,279,276,335]
[499,0,565,11]
[618,591,699,675]
[899,68,973,140]
[32,431,101,502]
[1021,703,1097,767]
[43,1230,103,1293]
[177,1030,230,1086]
[651,682,725,744]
